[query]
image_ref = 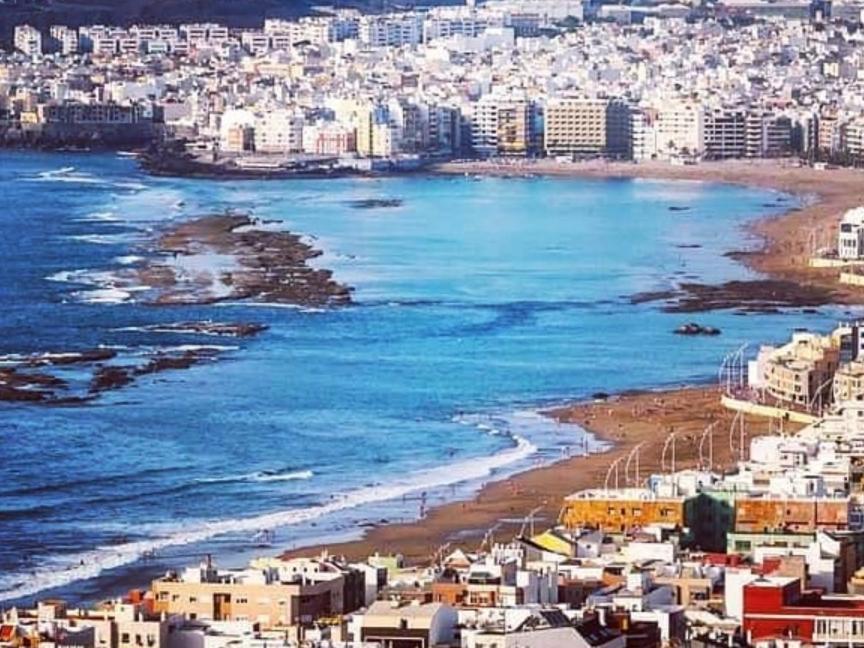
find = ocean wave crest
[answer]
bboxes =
[0,434,535,603]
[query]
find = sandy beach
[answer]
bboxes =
[283,158,860,565]
[285,386,801,564]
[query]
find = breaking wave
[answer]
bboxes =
[0,433,535,603]
[196,469,315,485]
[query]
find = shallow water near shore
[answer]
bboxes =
[0,151,855,604]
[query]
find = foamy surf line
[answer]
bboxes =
[30,169,147,191]
[195,469,314,484]
[0,433,536,603]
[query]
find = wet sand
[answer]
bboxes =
[284,386,799,564]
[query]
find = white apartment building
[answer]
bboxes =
[654,100,704,160]
[471,93,536,156]
[423,8,495,41]
[265,15,359,43]
[253,109,304,153]
[240,31,271,55]
[845,119,864,159]
[219,108,255,153]
[358,14,423,48]
[181,23,230,47]
[49,26,79,54]
[752,113,793,158]
[14,25,43,56]
[631,108,658,161]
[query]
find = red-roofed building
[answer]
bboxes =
[743,576,864,644]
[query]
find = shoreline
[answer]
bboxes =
[283,385,799,565]
[277,158,863,564]
[13,154,862,598]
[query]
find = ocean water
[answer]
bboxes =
[0,151,853,605]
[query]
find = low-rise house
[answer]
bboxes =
[347,600,456,647]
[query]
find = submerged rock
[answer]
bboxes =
[347,198,403,209]
[674,322,722,336]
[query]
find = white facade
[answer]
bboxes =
[654,101,704,159]
[253,109,304,153]
[14,25,43,56]
[839,207,864,260]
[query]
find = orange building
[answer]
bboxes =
[734,497,852,534]
[559,488,695,534]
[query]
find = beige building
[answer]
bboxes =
[253,109,303,154]
[543,98,630,158]
[151,557,364,629]
[834,360,864,403]
[754,332,841,409]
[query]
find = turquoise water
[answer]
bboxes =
[0,152,852,604]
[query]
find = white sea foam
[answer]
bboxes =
[256,469,315,482]
[0,434,535,603]
[161,344,240,353]
[215,302,328,313]
[196,469,315,485]
[46,269,87,284]
[48,268,145,304]
[46,268,119,286]
[115,255,144,265]
[32,169,146,191]
[74,287,132,304]
[67,233,136,246]
[76,211,120,223]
